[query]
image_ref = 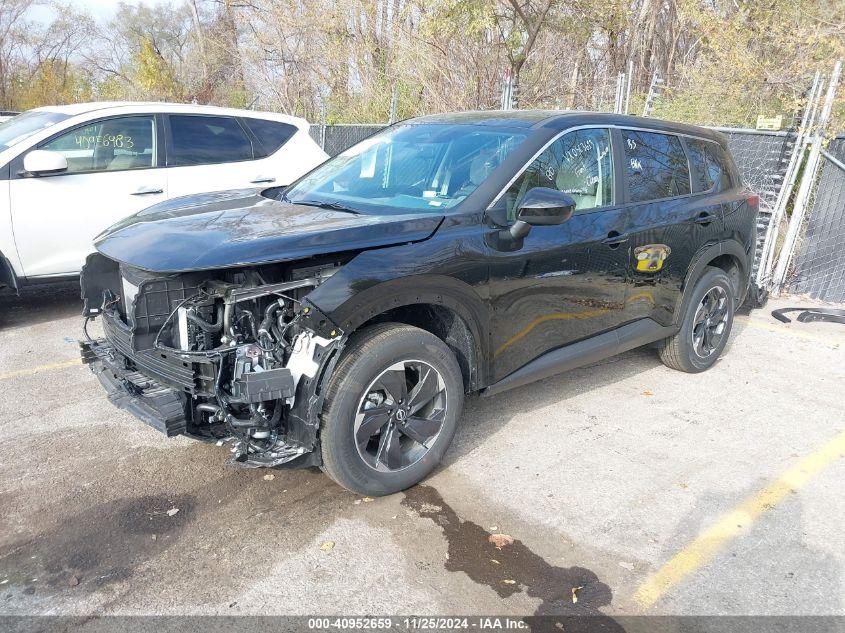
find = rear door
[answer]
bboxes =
[9,114,167,277]
[619,129,726,326]
[485,127,632,381]
[164,113,265,198]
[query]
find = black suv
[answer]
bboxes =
[80,111,758,495]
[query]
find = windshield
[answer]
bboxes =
[284,123,527,213]
[0,110,70,151]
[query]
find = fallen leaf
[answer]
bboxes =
[263,473,275,481]
[488,534,514,549]
[502,579,516,585]
[166,508,179,517]
[320,541,335,552]
[489,525,499,531]
[362,497,374,503]
[642,390,654,396]
[572,586,584,603]
[490,559,500,565]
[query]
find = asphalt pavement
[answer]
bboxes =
[1,283,843,622]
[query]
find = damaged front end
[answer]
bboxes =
[79,253,345,469]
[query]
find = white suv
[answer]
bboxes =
[0,102,328,289]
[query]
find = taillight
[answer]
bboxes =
[747,193,759,208]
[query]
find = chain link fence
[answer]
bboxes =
[309,124,385,157]
[788,137,845,302]
[308,122,845,303]
[714,128,796,279]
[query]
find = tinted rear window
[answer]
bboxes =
[168,115,253,166]
[622,130,691,202]
[687,138,730,192]
[243,118,297,155]
[704,142,731,191]
[685,139,710,191]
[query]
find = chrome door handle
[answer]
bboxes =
[250,176,276,184]
[131,187,164,195]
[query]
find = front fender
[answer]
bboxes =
[308,270,491,388]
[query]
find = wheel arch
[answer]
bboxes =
[674,240,749,325]
[0,250,19,292]
[312,275,491,393]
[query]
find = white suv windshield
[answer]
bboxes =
[0,110,70,151]
[284,123,527,214]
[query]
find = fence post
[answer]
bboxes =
[318,102,327,150]
[613,72,623,113]
[388,86,398,124]
[772,60,842,294]
[624,60,633,115]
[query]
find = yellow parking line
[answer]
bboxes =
[0,358,80,381]
[632,429,845,609]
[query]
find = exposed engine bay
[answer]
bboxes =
[79,253,346,469]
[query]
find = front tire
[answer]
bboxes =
[658,266,735,373]
[320,323,464,496]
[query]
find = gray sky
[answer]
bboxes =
[32,0,174,22]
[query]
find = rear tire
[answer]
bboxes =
[658,266,735,373]
[320,323,464,496]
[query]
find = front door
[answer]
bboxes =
[485,127,632,382]
[10,114,166,277]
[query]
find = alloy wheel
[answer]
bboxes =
[691,286,729,358]
[354,360,448,472]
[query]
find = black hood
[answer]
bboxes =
[95,189,444,273]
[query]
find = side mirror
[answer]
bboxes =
[510,187,576,240]
[23,150,68,176]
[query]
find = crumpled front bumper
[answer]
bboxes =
[80,338,188,437]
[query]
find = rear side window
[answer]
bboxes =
[622,130,690,202]
[168,115,253,166]
[686,138,731,192]
[704,142,731,191]
[685,139,710,192]
[243,118,297,155]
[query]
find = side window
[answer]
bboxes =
[40,116,156,173]
[704,142,731,191]
[242,118,297,155]
[686,139,712,192]
[685,138,731,193]
[503,128,614,221]
[622,130,690,202]
[168,115,253,166]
